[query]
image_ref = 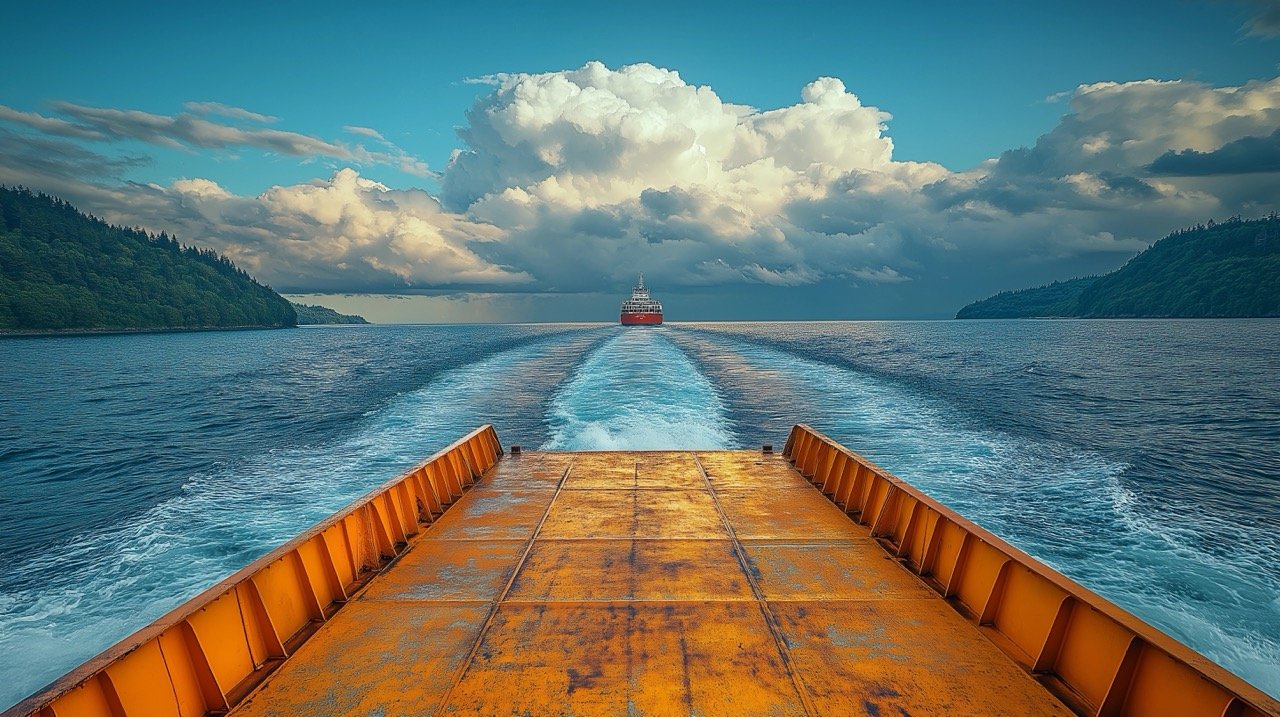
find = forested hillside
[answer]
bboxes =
[0,187,295,331]
[956,277,1098,319]
[957,216,1280,318]
[291,302,369,325]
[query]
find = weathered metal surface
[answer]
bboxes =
[783,424,1280,717]
[231,447,1076,717]
[10,426,1279,717]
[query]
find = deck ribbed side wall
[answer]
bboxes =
[783,423,1280,717]
[6,426,502,717]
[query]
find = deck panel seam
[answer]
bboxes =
[430,456,576,715]
[693,451,821,717]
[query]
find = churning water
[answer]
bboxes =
[1,320,1277,707]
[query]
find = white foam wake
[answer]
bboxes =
[542,328,736,450]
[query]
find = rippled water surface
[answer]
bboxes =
[1,320,1278,706]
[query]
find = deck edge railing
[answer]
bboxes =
[783,423,1280,717]
[6,425,503,717]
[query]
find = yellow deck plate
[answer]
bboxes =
[231,450,1073,717]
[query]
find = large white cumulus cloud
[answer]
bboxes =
[435,63,1279,296]
[445,62,893,214]
[4,62,1279,310]
[438,62,912,290]
[112,169,529,292]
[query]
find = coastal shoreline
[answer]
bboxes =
[0,324,295,339]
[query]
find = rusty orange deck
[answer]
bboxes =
[11,425,1279,717]
[229,449,1071,717]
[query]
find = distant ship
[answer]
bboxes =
[620,273,663,325]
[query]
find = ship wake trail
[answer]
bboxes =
[541,328,736,450]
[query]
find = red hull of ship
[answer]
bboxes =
[620,312,663,325]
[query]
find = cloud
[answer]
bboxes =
[344,125,386,140]
[1147,127,1280,175]
[443,61,892,213]
[995,78,1280,176]
[440,63,1252,298]
[52,102,352,156]
[742,263,823,286]
[0,101,432,177]
[341,125,433,178]
[183,101,277,123]
[0,105,105,140]
[1241,0,1280,36]
[0,128,149,190]
[86,169,530,292]
[921,76,1280,224]
[435,62,909,290]
[851,266,911,284]
[462,74,509,86]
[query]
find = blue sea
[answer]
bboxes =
[1,320,1278,708]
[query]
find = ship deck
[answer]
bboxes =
[230,449,1070,717]
[13,426,1278,717]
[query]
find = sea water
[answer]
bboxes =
[1,320,1277,707]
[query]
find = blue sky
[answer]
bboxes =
[3,1,1280,320]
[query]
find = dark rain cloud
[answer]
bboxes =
[639,187,698,218]
[1147,128,1280,176]
[570,208,628,237]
